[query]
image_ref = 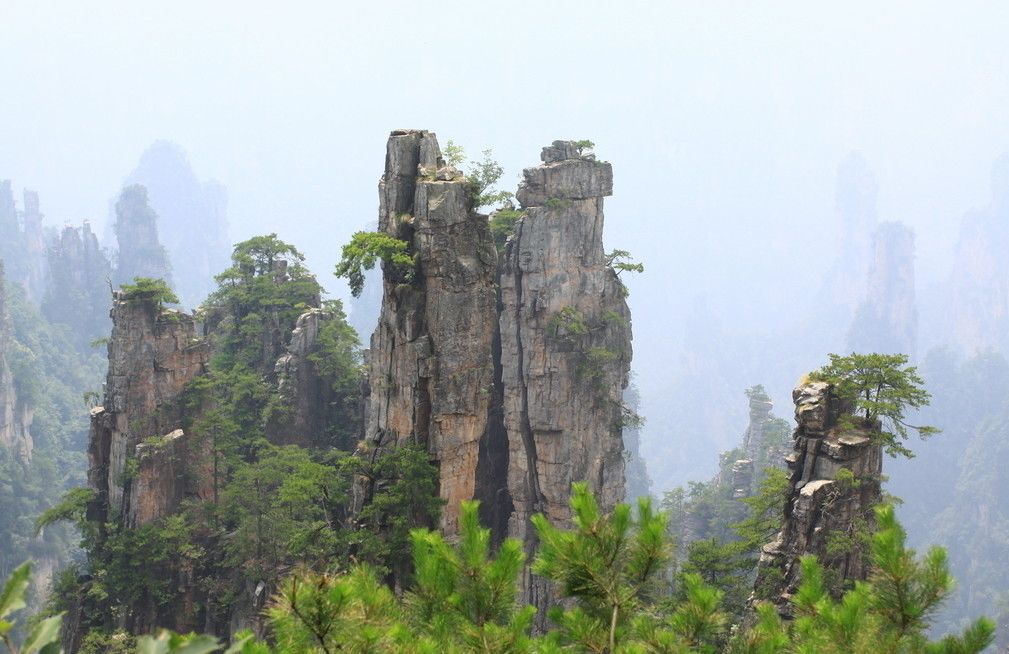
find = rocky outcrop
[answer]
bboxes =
[43,222,113,349]
[357,134,633,605]
[87,293,210,526]
[113,185,174,290]
[500,141,631,612]
[753,381,882,616]
[0,263,33,461]
[123,141,230,306]
[359,129,501,534]
[847,222,917,356]
[268,307,358,449]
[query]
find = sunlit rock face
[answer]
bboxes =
[357,129,501,535]
[951,155,1009,355]
[499,141,630,617]
[357,134,633,621]
[86,293,211,528]
[113,184,174,289]
[123,141,230,307]
[0,263,33,461]
[754,381,882,617]
[847,221,917,356]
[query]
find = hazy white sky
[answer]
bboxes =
[3,0,1009,483]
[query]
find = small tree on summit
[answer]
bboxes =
[119,277,179,308]
[810,352,940,458]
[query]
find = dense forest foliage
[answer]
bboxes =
[35,236,446,650]
[0,274,105,597]
[2,486,995,653]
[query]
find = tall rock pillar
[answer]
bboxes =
[360,130,500,533]
[499,141,631,609]
[753,381,882,616]
[87,294,210,528]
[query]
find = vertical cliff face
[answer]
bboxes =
[499,141,631,611]
[267,307,359,449]
[113,185,174,289]
[847,222,917,356]
[754,381,882,616]
[0,264,33,461]
[43,222,113,348]
[361,130,500,533]
[87,294,210,527]
[359,134,631,550]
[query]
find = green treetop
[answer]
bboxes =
[119,277,179,308]
[810,352,940,458]
[334,231,414,298]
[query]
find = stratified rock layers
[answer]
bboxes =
[87,295,210,527]
[754,381,882,616]
[361,130,500,534]
[500,142,631,549]
[360,134,632,580]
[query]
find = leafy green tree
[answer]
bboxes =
[733,505,995,654]
[404,501,534,652]
[532,482,674,652]
[350,444,444,581]
[220,446,350,580]
[810,352,940,458]
[334,232,413,298]
[119,277,179,307]
[0,562,62,654]
[605,250,645,276]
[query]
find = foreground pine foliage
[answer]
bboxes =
[2,489,995,653]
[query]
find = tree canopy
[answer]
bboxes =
[810,352,940,458]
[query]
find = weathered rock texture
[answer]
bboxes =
[267,307,354,449]
[124,141,230,306]
[0,263,33,461]
[357,134,633,617]
[847,221,917,356]
[113,184,174,290]
[754,381,882,616]
[43,222,113,349]
[87,294,210,527]
[500,141,631,612]
[359,129,501,534]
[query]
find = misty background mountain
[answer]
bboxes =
[3,0,1009,638]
